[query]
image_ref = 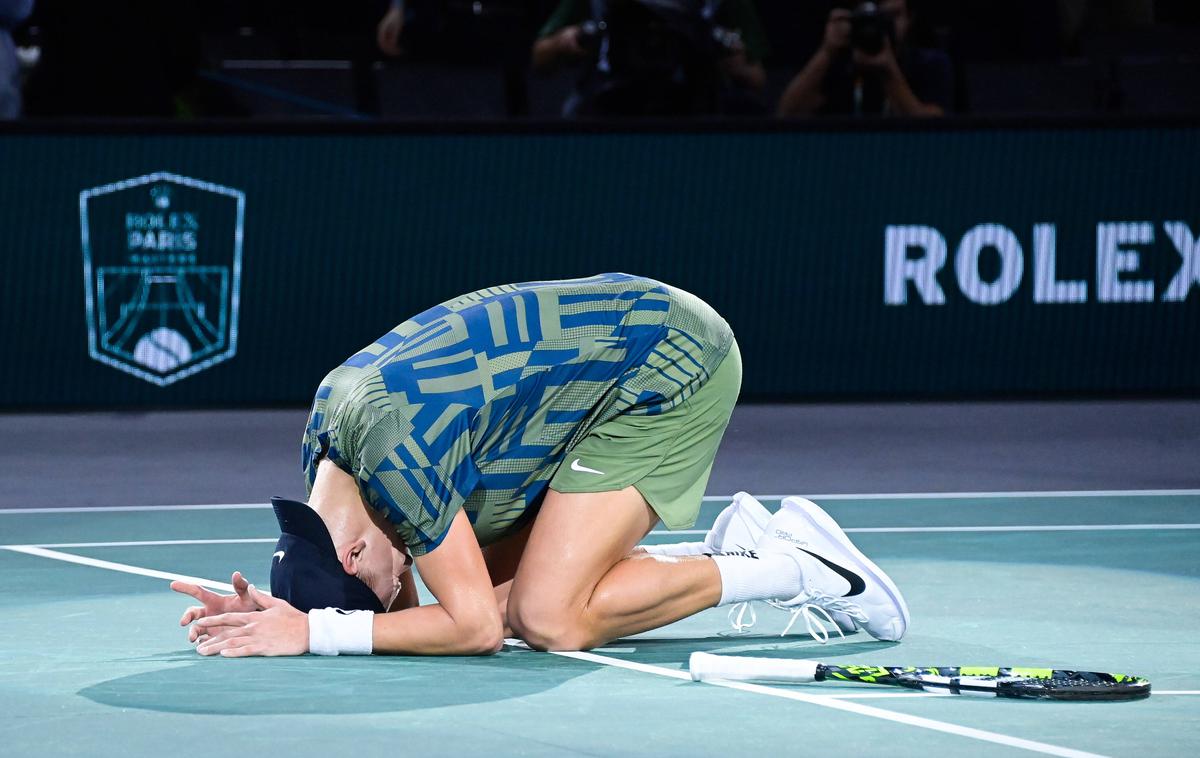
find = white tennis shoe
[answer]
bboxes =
[757,496,909,642]
[706,492,858,638]
[704,491,770,557]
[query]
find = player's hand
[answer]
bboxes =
[171,571,265,643]
[191,589,309,657]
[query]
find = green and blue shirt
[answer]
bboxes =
[303,273,732,554]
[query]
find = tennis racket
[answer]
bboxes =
[689,652,1150,701]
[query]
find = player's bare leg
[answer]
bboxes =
[506,486,722,651]
[481,519,534,636]
[482,519,534,587]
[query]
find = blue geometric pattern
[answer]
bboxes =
[302,274,732,554]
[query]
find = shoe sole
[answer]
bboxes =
[782,496,910,640]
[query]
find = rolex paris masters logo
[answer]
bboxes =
[79,172,245,386]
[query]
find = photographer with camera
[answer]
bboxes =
[532,0,769,116]
[778,0,950,118]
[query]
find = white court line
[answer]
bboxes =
[823,692,950,699]
[1,538,279,549]
[689,678,1109,758]
[787,489,1200,501]
[2,489,1197,514]
[817,690,1194,698]
[0,503,267,514]
[501,640,1103,758]
[2,546,237,592]
[841,524,1200,533]
[656,523,1200,537]
[4,546,1190,757]
[7,522,1200,550]
[846,524,1200,533]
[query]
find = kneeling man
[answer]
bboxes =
[173,273,907,656]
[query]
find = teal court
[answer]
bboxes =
[2,491,1198,758]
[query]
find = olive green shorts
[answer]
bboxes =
[548,340,742,530]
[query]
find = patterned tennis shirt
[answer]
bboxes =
[302,273,733,554]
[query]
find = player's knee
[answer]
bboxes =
[518,623,595,652]
[507,601,559,649]
[508,600,595,651]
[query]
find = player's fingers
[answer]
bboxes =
[219,641,261,658]
[190,623,227,643]
[195,624,254,654]
[192,627,225,644]
[179,605,206,627]
[194,623,234,642]
[191,623,237,643]
[170,581,214,603]
[197,632,249,656]
[248,584,283,609]
[193,612,252,631]
[232,571,251,598]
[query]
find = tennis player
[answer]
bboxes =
[173,274,908,656]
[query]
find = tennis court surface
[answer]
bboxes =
[2,491,1197,758]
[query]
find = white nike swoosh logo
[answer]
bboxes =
[273,550,285,562]
[570,458,606,475]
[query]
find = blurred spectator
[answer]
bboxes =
[378,0,407,56]
[778,0,951,117]
[0,0,32,118]
[375,1,543,63]
[533,0,769,116]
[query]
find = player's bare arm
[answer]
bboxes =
[180,460,505,656]
[188,510,504,656]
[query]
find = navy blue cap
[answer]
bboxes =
[269,497,384,613]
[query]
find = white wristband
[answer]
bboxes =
[308,608,374,656]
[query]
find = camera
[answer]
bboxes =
[576,19,607,54]
[849,2,895,55]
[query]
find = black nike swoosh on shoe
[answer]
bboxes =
[797,547,867,597]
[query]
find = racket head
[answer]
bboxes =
[891,667,1151,701]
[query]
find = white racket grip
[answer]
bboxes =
[689,652,819,683]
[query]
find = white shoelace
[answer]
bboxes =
[774,593,869,641]
[727,601,758,633]
[727,596,866,643]
[777,602,842,642]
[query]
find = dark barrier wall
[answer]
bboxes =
[1,121,1198,407]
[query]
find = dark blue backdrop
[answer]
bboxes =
[1,121,1197,406]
